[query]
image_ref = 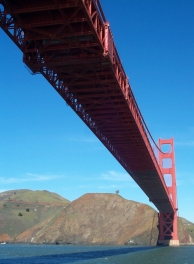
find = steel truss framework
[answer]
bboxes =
[0,0,178,242]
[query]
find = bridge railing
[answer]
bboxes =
[83,0,173,206]
[109,36,171,205]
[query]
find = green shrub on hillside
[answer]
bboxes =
[26,208,30,212]
[18,212,23,216]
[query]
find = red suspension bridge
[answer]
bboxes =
[0,0,179,246]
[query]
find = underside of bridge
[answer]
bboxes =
[0,0,179,245]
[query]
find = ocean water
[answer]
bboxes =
[0,244,193,264]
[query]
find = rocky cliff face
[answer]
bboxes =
[0,190,193,245]
[16,193,160,245]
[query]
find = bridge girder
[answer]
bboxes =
[0,0,178,239]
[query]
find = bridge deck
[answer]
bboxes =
[0,0,175,212]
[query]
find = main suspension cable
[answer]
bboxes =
[130,92,167,154]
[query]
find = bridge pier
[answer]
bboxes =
[158,212,179,246]
[158,138,179,246]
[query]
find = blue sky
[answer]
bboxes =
[0,0,194,222]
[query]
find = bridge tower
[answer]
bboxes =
[158,138,179,246]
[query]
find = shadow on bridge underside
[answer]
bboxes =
[1,246,157,263]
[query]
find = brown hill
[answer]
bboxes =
[15,193,192,245]
[16,193,159,245]
[0,190,193,245]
